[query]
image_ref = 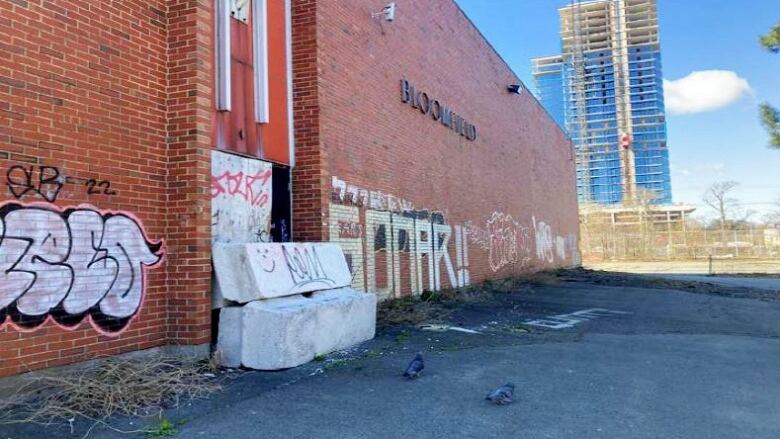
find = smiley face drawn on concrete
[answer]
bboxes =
[259,247,276,272]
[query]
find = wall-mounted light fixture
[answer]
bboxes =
[371,2,396,22]
[507,84,523,95]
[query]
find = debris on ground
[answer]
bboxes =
[376,270,561,329]
[419,324,481,334]
[0,355,221,438]
[557,267,780,301]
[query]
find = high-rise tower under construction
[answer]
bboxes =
[533,0,671,205]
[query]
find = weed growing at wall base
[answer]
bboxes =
[0,355,219,438]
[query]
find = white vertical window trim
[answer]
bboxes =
[253,0,269,123]
[216,0,232,111]
[285,0,294,166]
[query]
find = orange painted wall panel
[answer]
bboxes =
[262,0,291,164]
[214,0,290,164]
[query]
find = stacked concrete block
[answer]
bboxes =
[217,288,376,369]
[214,243,376,370]
[213,242,353,303]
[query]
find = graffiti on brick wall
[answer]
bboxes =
[211,150,273,243]
[329,177,579,295]
[330,176,469,298]
[467,212,533,272]
[6,165,118,203]
[532,216,554,263]
[332,176,415,212]
[0,202,164,334]
[532,216,577,264]
[6,165,64,202]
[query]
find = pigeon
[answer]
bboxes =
[485,383,514,405]
[403,353,424,379]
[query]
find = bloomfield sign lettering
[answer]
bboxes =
[400,79,477,141]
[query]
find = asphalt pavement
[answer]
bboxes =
[5,277,780,439]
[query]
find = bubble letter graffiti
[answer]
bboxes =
[468,212,532,272]
[0,202,164,334]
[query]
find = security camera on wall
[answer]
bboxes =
[507,84,523,95]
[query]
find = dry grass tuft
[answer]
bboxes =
[0,355,220,438]
[376,296,452,327]
[376,270,563,327]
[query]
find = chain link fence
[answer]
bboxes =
[581,223,780,262]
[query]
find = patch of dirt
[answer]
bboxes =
[554,267,780,302]
[712,273,780,279]
[376,271,565,329]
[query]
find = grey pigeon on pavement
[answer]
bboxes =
[403,353,424,379]
[486,383,514,405]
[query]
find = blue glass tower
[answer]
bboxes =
[532,0,672,205]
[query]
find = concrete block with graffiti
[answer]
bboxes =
[213,242,353,303]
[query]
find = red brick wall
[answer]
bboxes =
[165,0,213,347]
[0,0,212,377]
[291,0,326,241]
[294,0,580,298]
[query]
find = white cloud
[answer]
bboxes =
[663,70,752,115]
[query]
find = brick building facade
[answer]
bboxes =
[0,0,577,377]
[293,0,579,298]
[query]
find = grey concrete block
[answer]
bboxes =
[217,288,376,370]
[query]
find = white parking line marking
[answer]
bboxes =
[523,308,631,329]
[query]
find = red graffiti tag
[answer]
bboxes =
[211,169,272,207]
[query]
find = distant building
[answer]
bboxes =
[532,0,672,206]
[532,55,567,129]
[765,227,780,248]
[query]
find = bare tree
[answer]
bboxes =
[765,195,780,224]
[703,181,740,243]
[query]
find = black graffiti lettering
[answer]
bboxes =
[6,165,64,202]
[6,165,117,200]
[86,179,98,194]
[86,179,117,196]
[99,180,117,195]
[281,245,336,289]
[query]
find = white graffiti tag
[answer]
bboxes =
[532,216,554,263]
[467,212,532,272]
[331,176,415,213]
[0,203,164,334]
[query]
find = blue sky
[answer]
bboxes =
[457,0,780,219]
